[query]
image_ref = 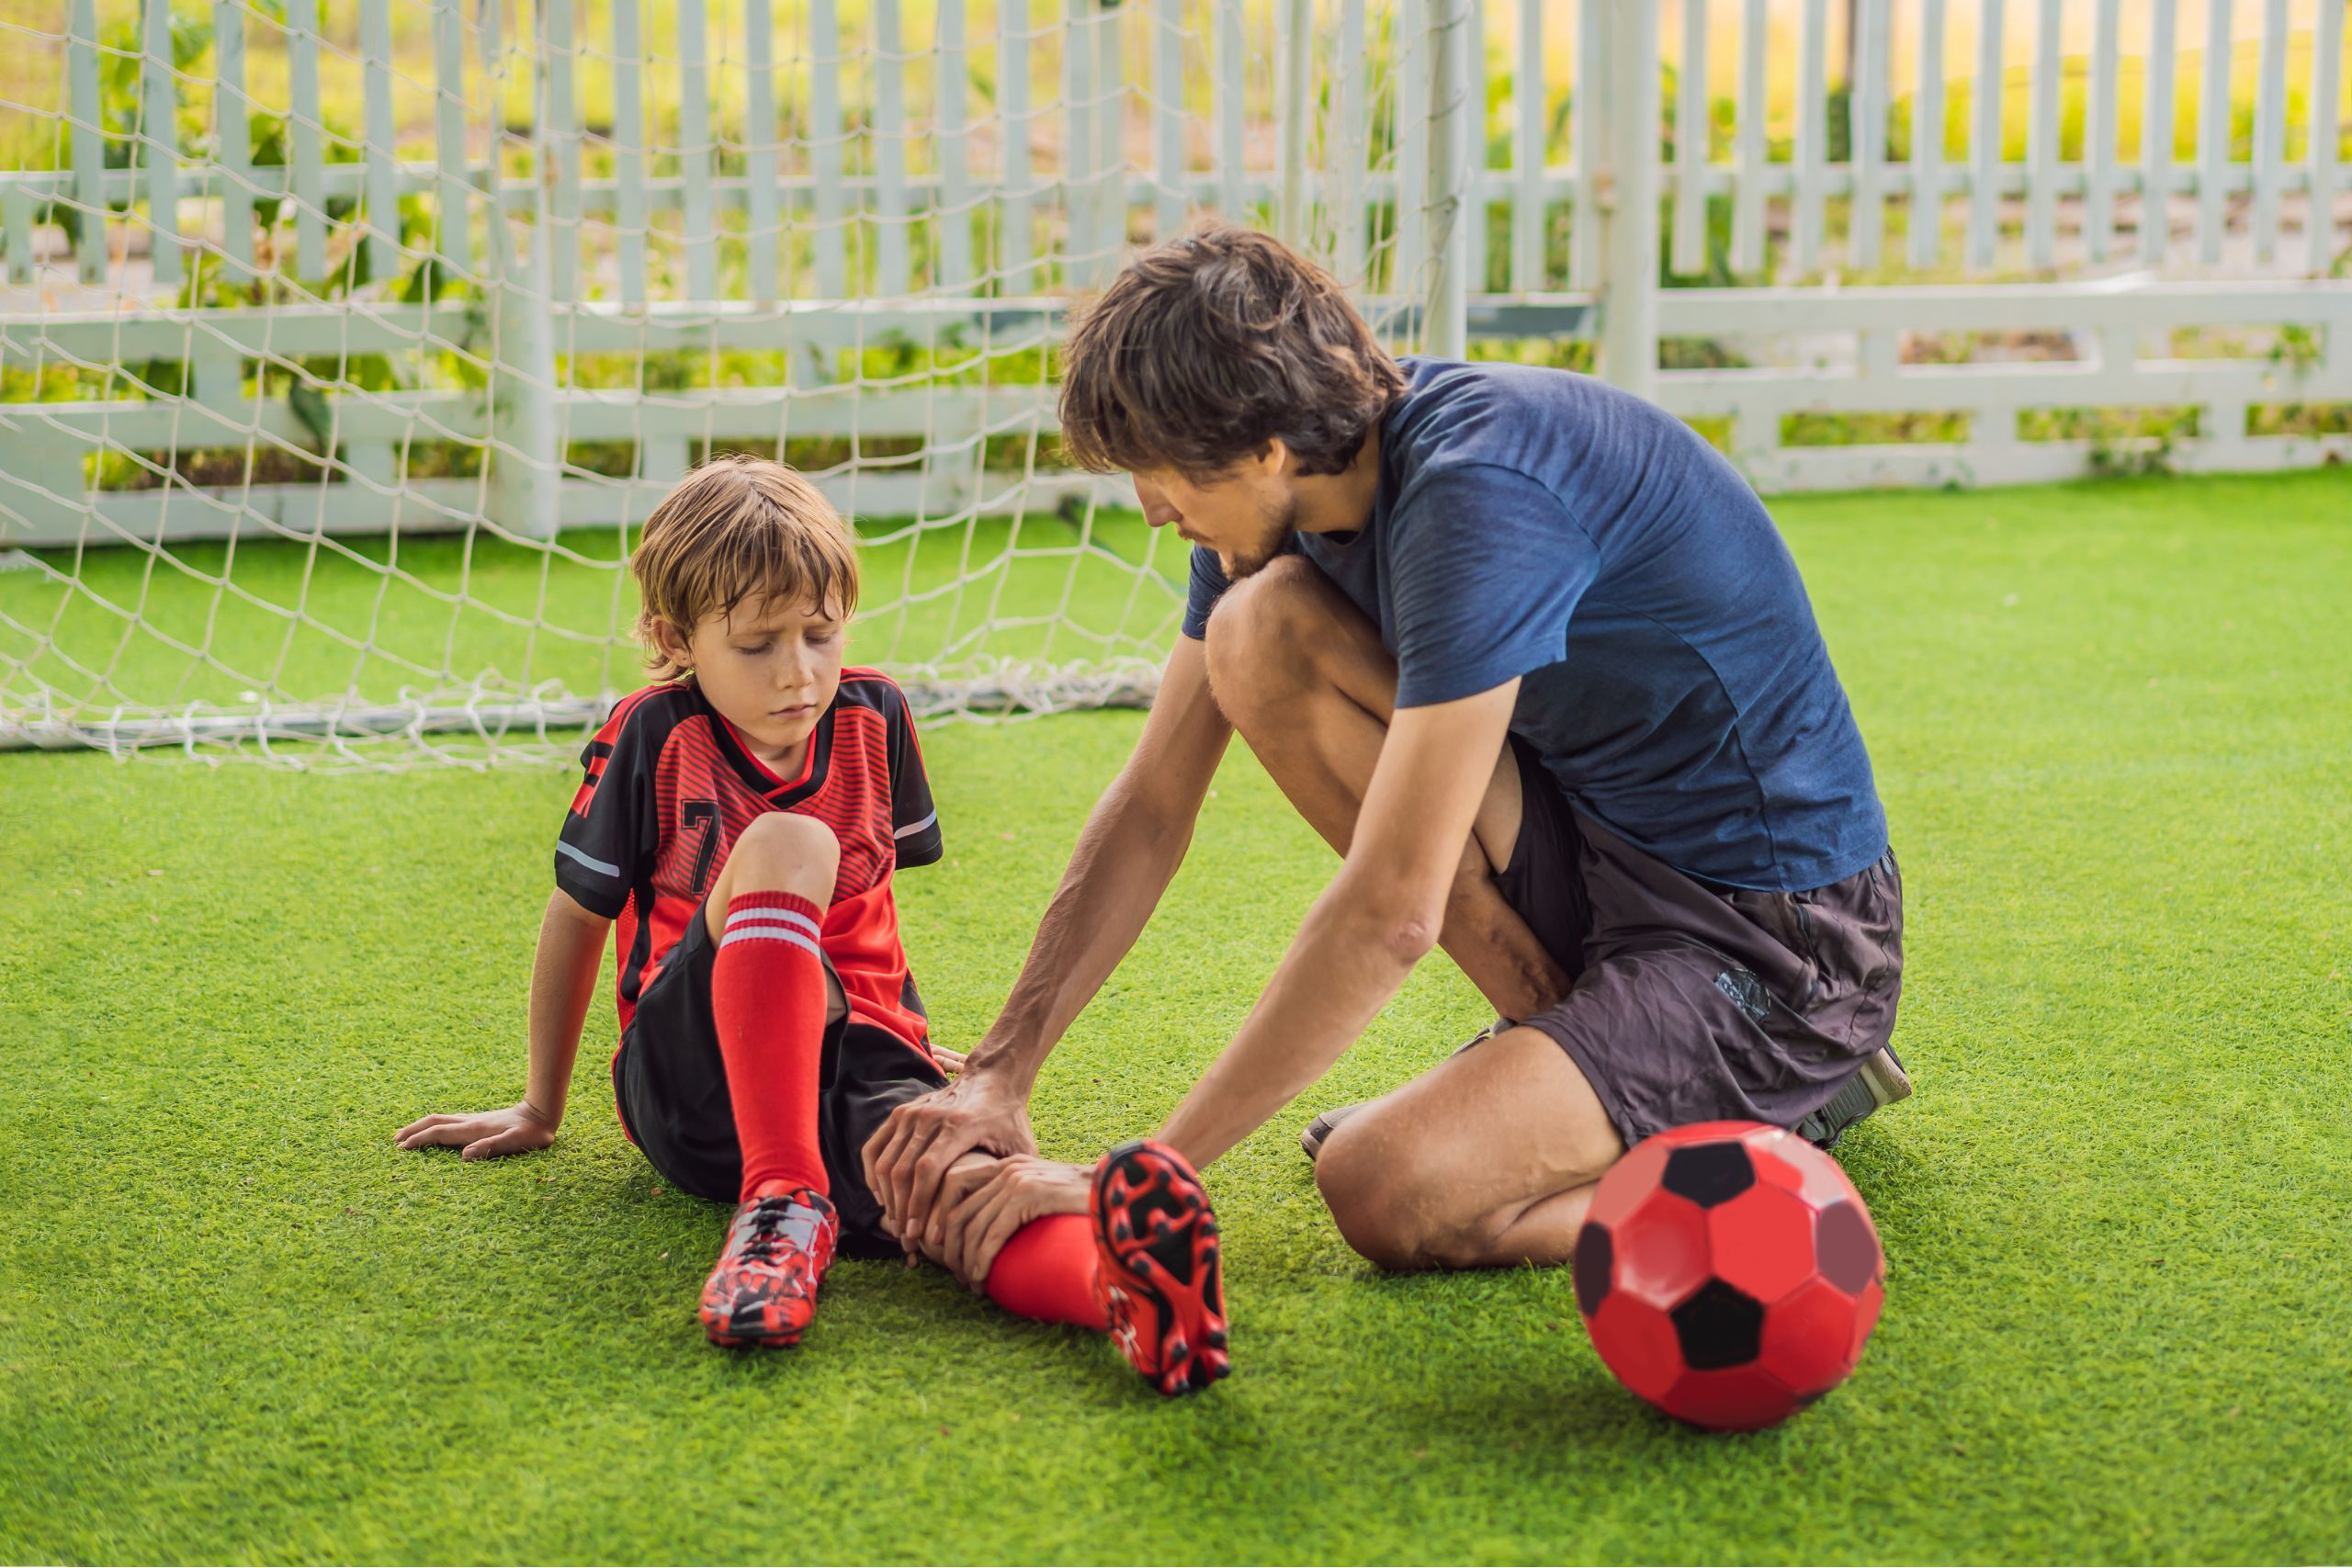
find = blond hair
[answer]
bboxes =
[630,455,861,679]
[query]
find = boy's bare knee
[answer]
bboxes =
[720,812,840,899]
[735,811,839,862]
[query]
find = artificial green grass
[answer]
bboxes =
[4,469,2350,1564]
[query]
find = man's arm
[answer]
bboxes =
[1156,680,1521,1167]
[965,634,1235,1091]
[396,889,611,1158]
[865,635,1234,1248]
[922,677,1524,1289]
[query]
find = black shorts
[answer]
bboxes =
[611,908,946,1258]
[1496,738,1905,1148]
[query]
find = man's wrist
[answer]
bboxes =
[961,1037,1044,1097]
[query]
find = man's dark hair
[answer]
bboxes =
[1057,223,1408,480]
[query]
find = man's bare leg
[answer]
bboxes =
[1312,1027,1623,1268]
[1201,555,1622,1269]
[1201,556,1570,1024]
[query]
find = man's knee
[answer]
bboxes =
[1202,555,1338,717]
[1313,1115,1499,1272]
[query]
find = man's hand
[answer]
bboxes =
[395,1101,559,1161]
[932,1156,1091,1290]
[863,1066,1038,1255]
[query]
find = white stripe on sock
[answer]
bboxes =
[725,905,819,939]
[717,925,823,959]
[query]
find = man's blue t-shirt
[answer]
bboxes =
[1181,357,1885,893]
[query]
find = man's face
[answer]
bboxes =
[1132,457,1299,580]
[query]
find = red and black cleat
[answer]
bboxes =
[1091,1139,1231,1397]
[699,1185,840,1348]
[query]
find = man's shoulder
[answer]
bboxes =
[1394,355,1615,429]
[1385,358,1603,493]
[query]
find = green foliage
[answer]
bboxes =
[37,8,214,243]
[2020,406,2200,478]
[1662,194,1747,288]
[96,9,217,159]
[1784,410,1973,446]
[1465,336,1594,374]
[2248,401,2352,438]
[2267,324,2325,374]
[1681,413,1734,452]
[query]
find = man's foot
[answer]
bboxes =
[1299,1100,1367,1162]
[1301,1018,1510,1161]
[699,1184,840,1348]
[1091,1139,1230,1397]
[1795,1046,1914,1151]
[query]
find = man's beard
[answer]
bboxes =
[1219,492,1301,580]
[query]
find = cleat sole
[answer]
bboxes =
[1092,1139,1232,1399]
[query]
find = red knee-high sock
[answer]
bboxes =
[711,890,831,1203]
[986,1214,1109,1330]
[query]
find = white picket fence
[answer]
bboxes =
[2,0,2350,555]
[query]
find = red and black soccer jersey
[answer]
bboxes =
[555,669,945,1055]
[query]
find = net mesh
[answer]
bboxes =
[0,0,1434,766]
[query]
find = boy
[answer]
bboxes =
[396,457,1228,1396]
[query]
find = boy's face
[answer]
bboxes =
[663,592,847,764]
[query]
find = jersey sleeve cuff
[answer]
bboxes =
[554,848,629,919]
[895,824,944,867]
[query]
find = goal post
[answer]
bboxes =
[0,0,1450,765]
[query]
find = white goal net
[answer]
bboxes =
[0,0,1453,765]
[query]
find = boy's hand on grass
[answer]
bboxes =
[395,1101,559,1161]
[933,1156,1091,1291]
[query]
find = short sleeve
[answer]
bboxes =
[1179,545,1230,641]
[1386,463,1600,708]
[555,703,658,918]
[887,695,944,867]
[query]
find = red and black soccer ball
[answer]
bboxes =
[1572,1120,1885,1432]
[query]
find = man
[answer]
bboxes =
[860,224,1907,1285]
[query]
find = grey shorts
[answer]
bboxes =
[1495,739,1905,1147]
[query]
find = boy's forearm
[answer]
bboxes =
[525,890,611,1124]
